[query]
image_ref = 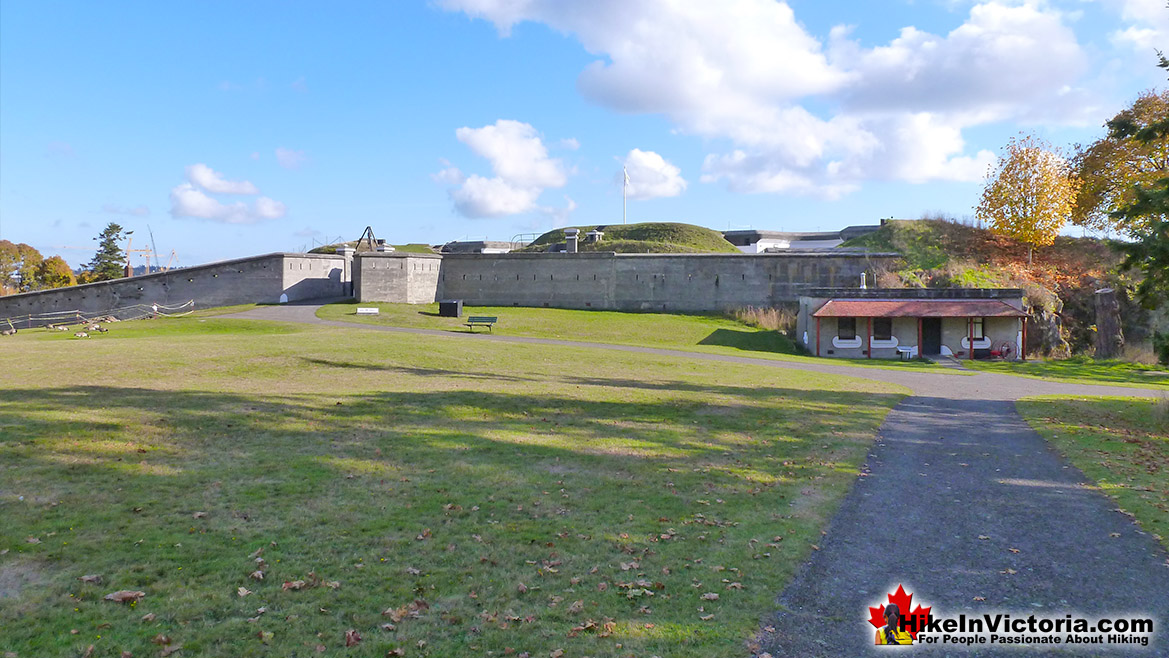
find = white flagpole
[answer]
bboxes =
[623,166,629,225]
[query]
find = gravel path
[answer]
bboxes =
[228,304,1169,656]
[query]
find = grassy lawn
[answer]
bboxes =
[970,356,1169,390]
[0,315,906,657]
[317,302,953,373]
[1017,396,1169,551]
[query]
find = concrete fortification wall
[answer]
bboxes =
[355,251,897,311]
[0,253,350,323]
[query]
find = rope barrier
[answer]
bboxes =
[1,300,195,329]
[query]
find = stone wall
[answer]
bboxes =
[352,252,443,304]
[0,253,350,325]
[354,251,898,311]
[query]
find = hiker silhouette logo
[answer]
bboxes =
[869,584,932,646]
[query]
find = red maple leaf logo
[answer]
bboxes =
[867,584,932,640]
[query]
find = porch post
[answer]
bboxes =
[968,317,974,361]
[816,317,821,357]
[867,316,872,359]
[1021,317,1027,362]
[917,317,922,359]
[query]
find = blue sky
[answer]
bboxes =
[1,0,1166,268]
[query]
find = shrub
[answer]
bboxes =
[733,306,797,336]
[1152,331,1169,366]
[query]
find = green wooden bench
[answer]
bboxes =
[465,316,498,332]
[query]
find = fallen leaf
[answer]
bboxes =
[192,512,207,519]
[325,581,340,589]
[973,596,986,602]
[345,629,362,647]
[1000,568,1018,575]
[700,614,714,621]
[568,600,584,614]
[1008,548,1020,554]
[550,650,564,658]
[160,646,182,657]
[141,613,156,622]
[978,535,990,540]
[381,623,396,631]
[316,646,326,653]
[79,574,103,584]
[416,528,432,541]
[82,646,95,658]
[1110,532,1121,538]
[25,537,41,544]
[151,634,172,645]
[249,570,264,580]
[258,631,274,644]
[725,582,743,590]
[701,592,719,601]
[406,567,421,576]
[237,587,252,597]
[104,590,146,603]
[283,580,306,591]
[387,650,406,657]
[517,582,528,594]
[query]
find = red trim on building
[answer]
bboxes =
[813,299,1027,318]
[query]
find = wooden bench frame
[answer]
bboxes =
[465,316,497,332]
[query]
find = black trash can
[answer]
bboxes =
[439,299,463,318]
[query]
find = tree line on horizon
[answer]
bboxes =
[1,222,130,295]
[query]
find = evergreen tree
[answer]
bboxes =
[88,222,128,281]
[1114,52,1169,309]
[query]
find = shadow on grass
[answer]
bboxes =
[697,328,799,355]
[0,381,901,657]
[0,383,899,492]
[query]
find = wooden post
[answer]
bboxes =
[816,317,821,357]
[867,316,872,359]
[1021,317,1027,362]
[968,317,974,361]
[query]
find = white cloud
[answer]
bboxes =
[1109,0,1169,50]
[441,0,1095,197]
[275,147,309,169]
[169,164,287,224]
[437,120,569,218]
[101,203,150,217]
[621,149,687,200]
[558,137,580,150]
[431,161,467,185]
[185,163,259,195]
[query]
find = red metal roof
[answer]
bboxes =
[812,299,1026,318]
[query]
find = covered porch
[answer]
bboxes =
[809,298,1028,361]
